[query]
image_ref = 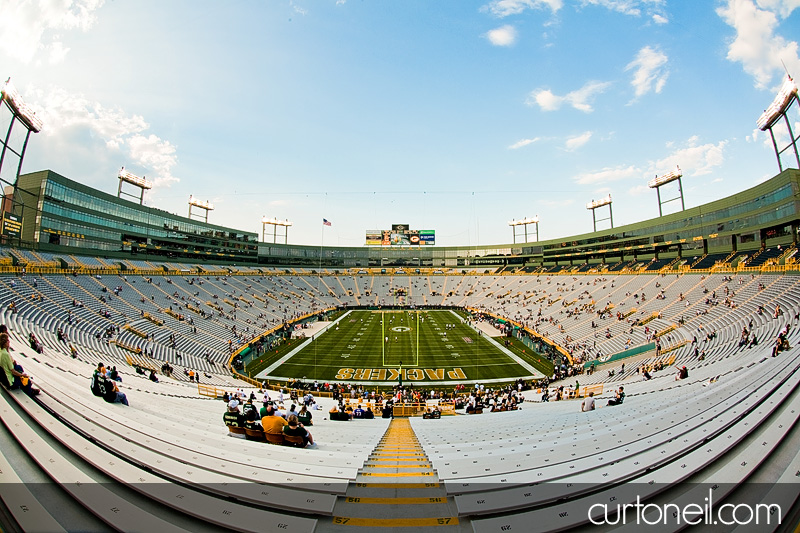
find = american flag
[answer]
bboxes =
[322,218,332,226]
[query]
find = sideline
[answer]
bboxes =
[451,310,544,378]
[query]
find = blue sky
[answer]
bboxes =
[1,0,799,247]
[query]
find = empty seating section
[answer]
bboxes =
[1,259,800,531]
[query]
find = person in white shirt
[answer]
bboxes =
[581,392,596,412]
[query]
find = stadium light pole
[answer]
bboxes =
[0,78,43,246]
[117,168,152,205]
[757,75,800,172]
[508,216,539,244]
[261,217,293,244]
[586,195,613,232]
[648,166,684,216]
[188,196,214,223]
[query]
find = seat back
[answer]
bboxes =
[283,434,306,447]
[265,432,285,445]
[245,428,266,442]
[227,425,246,438]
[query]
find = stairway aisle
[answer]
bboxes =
[318,418,468,532]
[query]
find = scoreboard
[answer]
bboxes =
[366,224,435,246]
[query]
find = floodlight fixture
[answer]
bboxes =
[586,194,612,210]
[188,195,214,211]
[586,194,613,232]
[1,78,43,133]
[262,216,292,244]
[648,167,682,188]
[261,216,292,227]
[756,75,800,172]
[188,195,214,222]
[116,167,152,204]
[508,216,540,243]
[508,216,539,226]
[757,76,798,131]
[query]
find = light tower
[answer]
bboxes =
[117,167,152,205]
[586,194,613,232]
[508,216,539,244]
[0,78,43,244]
[648,166,684,216]
[757,75,800,172]
[188,196,214,223]
[261,216,292,244]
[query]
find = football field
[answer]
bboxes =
[263,309,539,385]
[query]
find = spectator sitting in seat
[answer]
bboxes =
[676,366,689,380]
[224,400,245,438]
[297,404,313,426]
[148,369,159,383]
[242,399,259,419]
[329,403,350,421]
[0,333,40,396]
[607,386,625,406]
[261,404,288,435]
[353,403,365,419]
[28,332,43,354]
[381,401,393,419]
[283,414,314,448]
[581,391,595,412]
[364,406,375,419]
[243,409,262,432]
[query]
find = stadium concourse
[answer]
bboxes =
[1,253,800,531]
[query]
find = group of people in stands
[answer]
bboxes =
[223,394,315,447]
[91,362,129,405]
[329,400,376,420]
[462,388,523,413]
[580,386,626,411]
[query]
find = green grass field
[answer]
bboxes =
[259,309,540,385]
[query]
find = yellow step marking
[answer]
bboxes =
[355,482,440,488]
[364,464,431,468]
[372,453,425,457]
[360,471,434,477]
[345,496,446,504]
[371,457,428,462]
[332,516,458,527]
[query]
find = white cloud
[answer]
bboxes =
[565,131,593,151]
[0,0,103,64]
[579,0,669,20]
[47,41,70,64]
[508,137,540,149]
[527,80,612,112]
[580,0,641,16]
[336,0,346,4]
[482,0,563,17]
[717,0,800,89]
[27,84,179,188]
[486,25,518,46]
[128,134,179,188]
[574,165,639,185]
[755,0,800,18]
[625,46,669,98]
[648,137,727,176]
[290,1,308,15]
